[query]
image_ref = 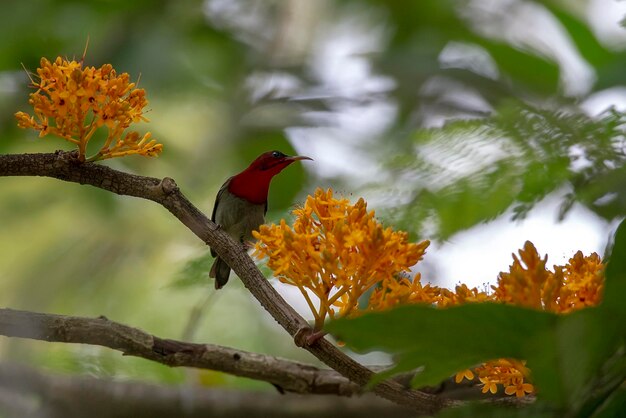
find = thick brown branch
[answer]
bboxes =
[0,151,455,414]
[0,362,416,418]
[0,307,358,396]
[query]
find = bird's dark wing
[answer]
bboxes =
[210,177,232,257]
[211,177,232,222]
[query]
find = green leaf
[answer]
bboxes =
[590,388,626,418]
[327,303,556,387]
[328,303,622,408]
[577,348,626,418]
[525,308,621,407]
[604,218,626,323]
[545,6,613,69]
[473,38,560,93]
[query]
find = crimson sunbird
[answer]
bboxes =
[209,150,312,289]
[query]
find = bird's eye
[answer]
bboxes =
[272,151,282,158]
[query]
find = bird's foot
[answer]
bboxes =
[294,326,327,347]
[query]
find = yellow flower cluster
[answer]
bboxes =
[492,241,604,313]
[253,188,430,330]
[253,188,604,398]
[492,241,555,310]
[459,359,534,397]
[454,241,604,397]
[15,56,162,162]
[367,281,492,312]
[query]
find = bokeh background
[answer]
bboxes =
[1,0,625,392]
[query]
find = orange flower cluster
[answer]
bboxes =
[253,188,604,398]
[460,359,534,397]
[367,280,491,312]
[454,241,604,397]
[253,188,430,330]
[493,241,604,313]
[15,56,162,161]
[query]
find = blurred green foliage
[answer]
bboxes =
[388,104,626,238]
[1,0,625,406]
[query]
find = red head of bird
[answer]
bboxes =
[228,150,313,204]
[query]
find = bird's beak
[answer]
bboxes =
[286,155,313,162]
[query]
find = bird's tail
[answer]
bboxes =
[209,257,231,289]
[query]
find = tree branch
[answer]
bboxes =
[0,307,358,396]
[0,151,457,413]
[0,362,416,418]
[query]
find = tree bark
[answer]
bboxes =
[0,307,358,396]
[0,362,416,418]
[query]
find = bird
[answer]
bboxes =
[209,150,312,289]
